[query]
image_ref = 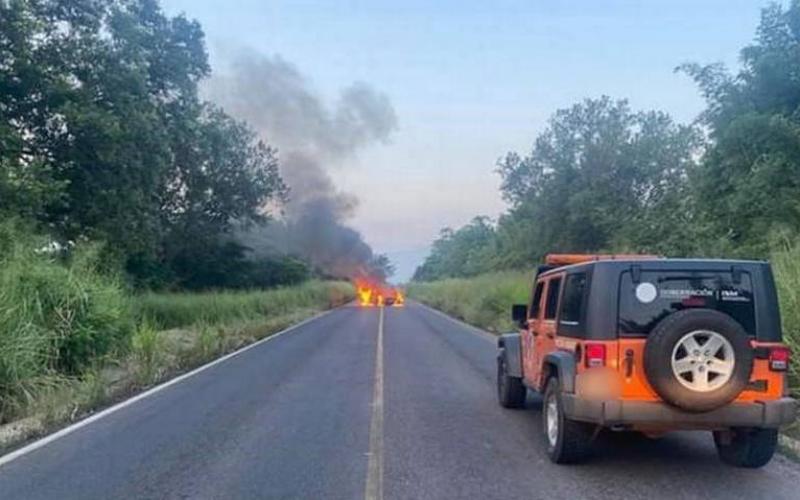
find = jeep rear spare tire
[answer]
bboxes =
[643,309,753,413]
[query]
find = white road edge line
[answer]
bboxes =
[364,306,385,500]
[0,307,339,469]
[412,300,497,343]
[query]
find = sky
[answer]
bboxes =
[162,0,769,281]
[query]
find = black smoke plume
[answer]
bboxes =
[205,49,397,280]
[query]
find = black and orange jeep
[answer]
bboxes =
[497,254,798,467]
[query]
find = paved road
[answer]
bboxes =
[1,302,799,499]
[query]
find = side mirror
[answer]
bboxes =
[511,304,528,329]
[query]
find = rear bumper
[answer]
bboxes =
[562,395,798,429]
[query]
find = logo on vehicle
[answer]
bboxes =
[635,282,658,303]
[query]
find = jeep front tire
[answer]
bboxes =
[542,377,593,463]
[497,351,526,408]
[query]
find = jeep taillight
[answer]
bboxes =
[584,343,606,368]
[769,347,790,371]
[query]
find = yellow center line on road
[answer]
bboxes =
[364,305,385,500]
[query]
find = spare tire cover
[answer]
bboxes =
[643,308,753,413]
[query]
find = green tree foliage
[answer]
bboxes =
[679,0,800,257]
[1,0,288,289]
[415,98,701,280]
[413,217,497,281]
[415,2,800,281]
[495,97,701,262]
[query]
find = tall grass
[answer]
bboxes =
[0,222,133,422]
[0,221,355,428]
[130,320,164,386]
[771,237,800,398]
[407,271,531,332]
[133,280,354,329]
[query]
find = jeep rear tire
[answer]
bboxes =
[542,377,593,464]
[497,351,526,408]
[643,309,753,413]
[713,428,777,468]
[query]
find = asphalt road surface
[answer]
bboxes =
[1,302,800,499]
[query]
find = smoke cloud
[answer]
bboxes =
[205,49,397,279]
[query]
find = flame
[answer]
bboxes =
[358,286,373,307]
[355,278,377,307]
[354,279,404,308]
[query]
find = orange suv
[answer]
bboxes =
[497,254,798,467]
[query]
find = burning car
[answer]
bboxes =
[355,279,405,307]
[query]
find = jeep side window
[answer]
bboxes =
[544,277,561,320]
[560,273,587,325]
[530,282,545,319]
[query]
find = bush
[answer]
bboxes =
[157,239,311,291]
[0,222,134,421]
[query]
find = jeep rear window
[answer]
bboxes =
[618,270,755,336]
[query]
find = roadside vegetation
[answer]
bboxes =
[0,220,353,444]
[408,272,529,333]
[772,238,800,398]
[134,282,353,330]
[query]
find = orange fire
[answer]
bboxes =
[357,285,374,307]
[354,279,404,307]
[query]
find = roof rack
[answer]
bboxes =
[544,253,661,267]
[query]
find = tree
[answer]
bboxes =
[413,217,497,281]
[412,2,800,282]
[414,98,700,280]
[495,97,700,264]
[1,0,288,288]
[680,0,800,257]
[0,0,73,219]
[155,105,286,288]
